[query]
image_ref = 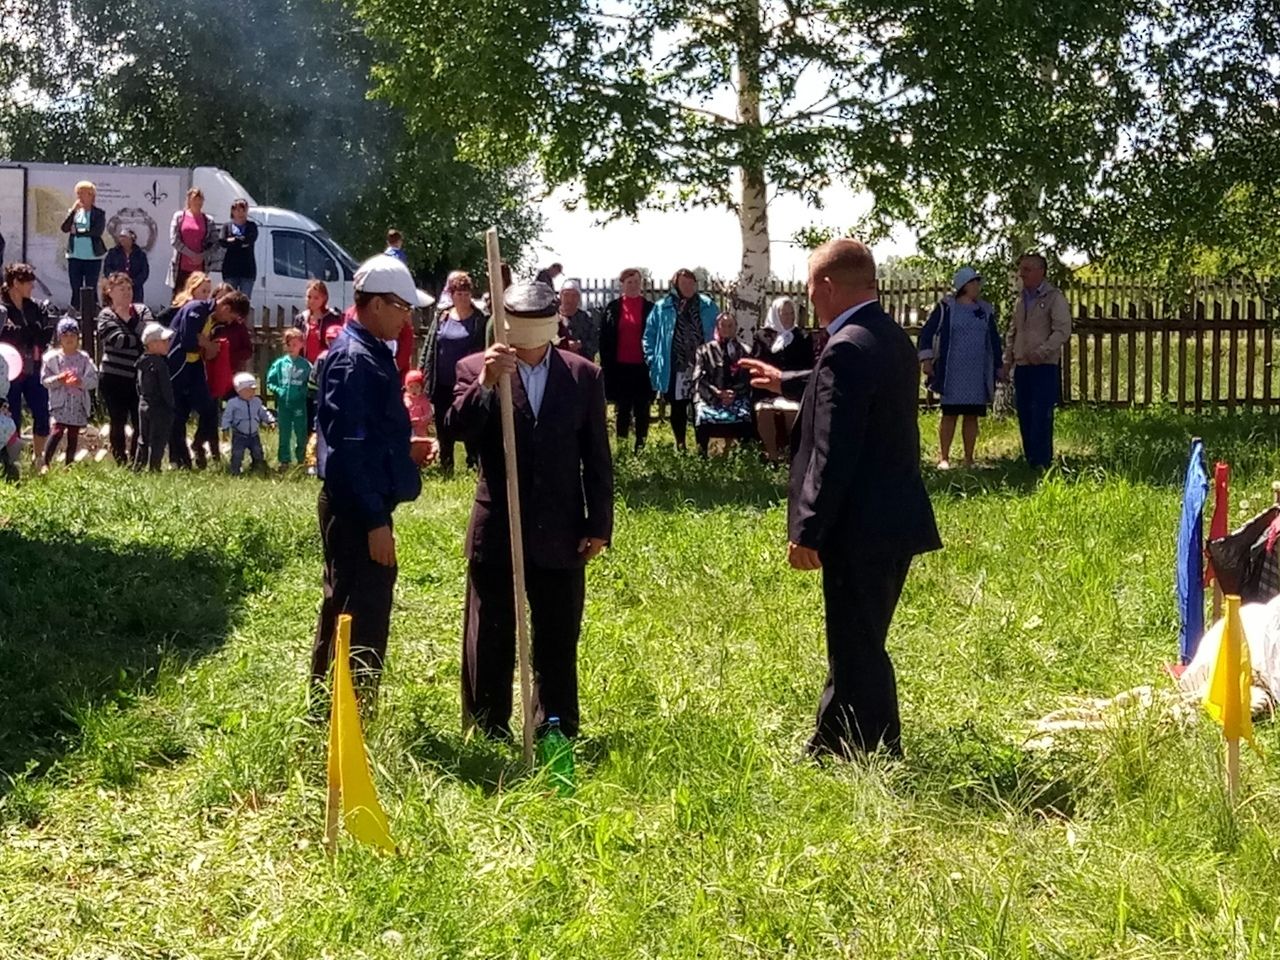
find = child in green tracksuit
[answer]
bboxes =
[266,327,311,467]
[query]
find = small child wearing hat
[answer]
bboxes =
[40,318,99,473]
[135,321,176,472]
[266,327,312,469]
[221,371,276,475]
[403,368,437,467]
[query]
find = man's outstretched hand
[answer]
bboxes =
[738,358,782,395]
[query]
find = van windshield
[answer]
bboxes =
[315,231,358,274]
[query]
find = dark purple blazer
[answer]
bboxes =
[447,347,614,569]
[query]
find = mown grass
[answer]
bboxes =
[3,408,1280,958]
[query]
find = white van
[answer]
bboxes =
[0,162,381,320]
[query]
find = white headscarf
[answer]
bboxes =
[765,297,797,353]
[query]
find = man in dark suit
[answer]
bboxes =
[741,239,941,758]
[447,282,614,740]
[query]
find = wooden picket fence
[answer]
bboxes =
[248,278,1280,412]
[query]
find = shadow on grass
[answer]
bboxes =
[0,529,244,793]
[922,408,1280,499]
[1055,406,1280,485]
[904,720,1081,818]
[613,445,787,511]
[407,728,528,794]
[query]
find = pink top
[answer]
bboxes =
[179,212,206,273]
[404,392,433,440]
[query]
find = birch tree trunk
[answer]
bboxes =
[733,0,769,343]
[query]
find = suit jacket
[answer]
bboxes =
[448,347,614,570]
[783,302,941,562]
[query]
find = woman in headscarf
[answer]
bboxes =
[642,268,718,451]
[690,312,755,457]
[918,266,1004,468]
[751,296,812,462]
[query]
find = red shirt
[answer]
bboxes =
[617,296,645,364]
[221,321,254,372]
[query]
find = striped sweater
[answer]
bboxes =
[96,304,153,380]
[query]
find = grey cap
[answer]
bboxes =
[504,281,558,319]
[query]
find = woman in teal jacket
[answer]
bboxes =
[642,268,720,450]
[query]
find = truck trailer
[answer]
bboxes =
[0,163,368,318]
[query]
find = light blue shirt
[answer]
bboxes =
[1022,282,1046,312]
[70,209,95,260]
[518,347,553,418]
[826,299,878,337]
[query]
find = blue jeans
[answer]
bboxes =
[7,373,50,437]
[224,276,255,298]
[229,432,264,475]
[67,258,102,295]
[1013,364,1059,468]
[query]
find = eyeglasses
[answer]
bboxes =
[451,283,473,293]
[380,296,413,313]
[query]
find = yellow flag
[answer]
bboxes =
[325,614,395,853]
[1203,595,1255,746]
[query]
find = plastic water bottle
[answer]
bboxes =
[538,717,575,796]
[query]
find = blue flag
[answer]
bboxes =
[1177,439,1209,663]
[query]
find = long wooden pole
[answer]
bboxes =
[485,228,537,767]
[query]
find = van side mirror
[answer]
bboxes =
[323,262,338,282]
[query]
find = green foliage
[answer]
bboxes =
[3,412,1280,956]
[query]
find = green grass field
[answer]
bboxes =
[4,408,1280,958]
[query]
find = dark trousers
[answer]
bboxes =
[44,424,81,465]
[1013,364,1059,468]
[169,367,214,468]
[810,554,912,759]
[229,432,264,475]
[612,364,652,447]
[135,403,173,472]
[68,258,101,293]
[462,560,586,739]
[666,394,690,449]
[99,373,138,465]
[311,489,398,686]
[695,420,756,456]
[7,374,50,437]
[433,385,477,472]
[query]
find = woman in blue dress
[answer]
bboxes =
[918,267,1004,468]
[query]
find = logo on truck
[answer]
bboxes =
[144,180,169,207]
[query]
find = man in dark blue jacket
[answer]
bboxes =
[312,254,422,690]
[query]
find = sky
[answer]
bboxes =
[529,183,919,284]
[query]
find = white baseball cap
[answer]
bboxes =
[142,322,174,345]
[233,372,257,392]
[354,254,420,308]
